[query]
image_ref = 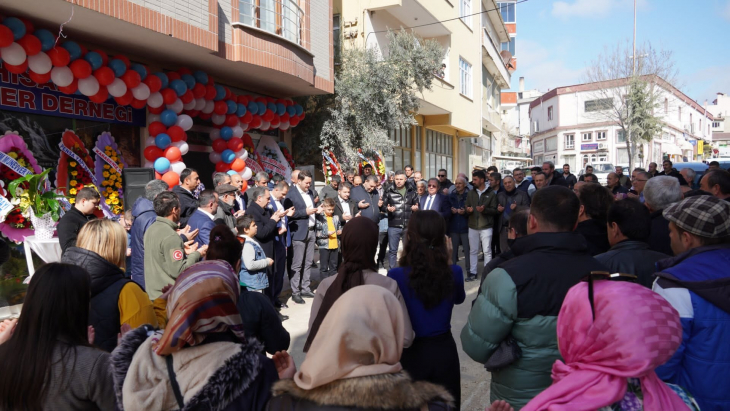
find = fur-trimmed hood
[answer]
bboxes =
[111,325,265,411]
[268,371,454,410]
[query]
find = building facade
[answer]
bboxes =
[497,77,541,171]
[528,78,714,173]
[708,92,730,156]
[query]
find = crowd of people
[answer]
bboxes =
[0,159,729,411]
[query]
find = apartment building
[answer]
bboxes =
[708,92,730,156]
[498,77,542,170]
[528,77,714,172]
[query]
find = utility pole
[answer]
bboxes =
[633,0,637,76]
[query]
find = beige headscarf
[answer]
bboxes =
[294,285,405,390]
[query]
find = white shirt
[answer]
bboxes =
[339,196,351,216]
[236,194,245,210]
[424,194,436,210]
[297,185,316,227]
[476,186,488,197]
[198,208,215,220]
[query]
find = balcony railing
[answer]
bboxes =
[239,0,307,49]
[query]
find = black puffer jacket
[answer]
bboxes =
[381,185,419,228]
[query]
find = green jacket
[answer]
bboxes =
[143,217,201,299]
[465,188,499,230]
[461,268,559,410]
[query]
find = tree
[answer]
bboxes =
[293,29,442,168]
[584,41,679,172]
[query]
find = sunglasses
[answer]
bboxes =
[581,271,637,320]
[428,184,438,187]
[438,174,446,177]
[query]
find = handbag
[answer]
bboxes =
[484,335,522,372]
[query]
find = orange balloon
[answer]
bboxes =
[231,158,245,172]
[164,146,182,162]
[240,180,248,192]
[161,171,180,188]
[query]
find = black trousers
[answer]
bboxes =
[264,241,287,307]
[319,248,339,278]
[400,332,461,409]
[377,232,388,265]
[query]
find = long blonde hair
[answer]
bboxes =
[76,219,128,270]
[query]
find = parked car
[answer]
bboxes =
[578,162,615,185]
[676,162,708,189]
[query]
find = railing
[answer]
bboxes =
[239,0,306,48]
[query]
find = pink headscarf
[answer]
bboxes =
[522,281,688,411]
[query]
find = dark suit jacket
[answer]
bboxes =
[419,193,451,221]
[283,187,316,242]
[246,202,278,257]
[333,196,357,225]
[186,209,216,246]
[172,185,197,227]
[270,196,291,248]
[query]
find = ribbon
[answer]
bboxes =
[0,196,13,223]
[93,146,123,175]
[59,141,114,218]
[260,155,287,176]
[0,151,32,177]
[245,157,264,174]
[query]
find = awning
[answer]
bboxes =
[663,144,682,155]
[492,156,533,162]
[680,141,694,151]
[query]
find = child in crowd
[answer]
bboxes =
[315,198,342,278]
[237,214,273,292]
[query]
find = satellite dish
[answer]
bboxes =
[500,50,514,69]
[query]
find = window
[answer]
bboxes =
[501,37,516,56]
[547,106,553,121]
[678,107,682,121]
[460,0,471,27]
[562,155,576,171]
[617,130,626,143]
[388,127,412,172]
[546,136,557,151]
[663,132,670,141]
[459,57,472,98]
[333,14,341,64]
[426,129,453,178]
[585,98,612,112]
[260,0,276,33]
[564,134,575,149]
[714,121,722,128]
[238,0,303,45]
[617,147,629,164]
[596,131,606,140]
[598,154,608,162]
[497,2,515,23]
[664,98,668,114]
[582,132,592,142]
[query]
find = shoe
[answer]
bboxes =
[301,291,315,298]
[278,313,289,321]
[292,294,305,304]
[276,302,289,309]
[465,275,477,282]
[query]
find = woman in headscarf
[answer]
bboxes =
[304,216,414,352]
[268,285,454,410]
[491,280,698,411]
[112,230,281,410]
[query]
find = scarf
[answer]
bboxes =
[522,281,687,411]
[295,285,404,390]
[154,260,246,356]
[303,217,378,352]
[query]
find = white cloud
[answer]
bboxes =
[551,0,647,20]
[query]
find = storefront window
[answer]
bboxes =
[388,127,411,172]
[426,129,453,179]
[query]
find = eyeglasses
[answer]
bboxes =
[438,174,446,177]
[581,271,637,320]
[427,184,438,188]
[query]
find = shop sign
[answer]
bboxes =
[0,68,146,127]
[689,140,697,146]
[581,143,598,150]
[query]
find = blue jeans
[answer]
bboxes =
[388,227,405,268]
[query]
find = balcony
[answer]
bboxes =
[482,102,503,133]
[482,28,510,88]
[236,0,309,50]
[369,0,451,38]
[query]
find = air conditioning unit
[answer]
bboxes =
[598,143,608,150]
[683,124,690,131]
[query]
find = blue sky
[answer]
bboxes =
[509,0,730,105]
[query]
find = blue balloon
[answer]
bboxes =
[155,134,172,150]
[181,74,196,90]
[84,51,103,71]
[276,103,286,116]
[214,84,226,101]
[109,59,127,77]
[193,70,208,85]
[160,109,178,127]
[3,17,26,41]
[154,72,169,89]
[130,63,147,80]
[34,29,55,52]
[236,103,247,117]
[286,105,296,116]
[267,102,277,112]
[295,104,303,116]
[257,102,266,115]
[226,100,237,114]
[154,157,171,173]
[221,149,236,164]
[247,101,259,115]
[220,126,233,141]
[61,41,82,61]
[170,79,187,97]
[227,170,238,176]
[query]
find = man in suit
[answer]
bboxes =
[319,175,341,201]
[349,175,383,223]
[185,190,218,246]
[334,182,358,224]
[283,169,321,304]
[171,168,199,227]
[230,172,248,214]
[420,178,451,221]
[270,180,294,313]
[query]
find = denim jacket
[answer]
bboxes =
[239,237,269,290]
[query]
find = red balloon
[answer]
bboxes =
[184,110,199,118]
[231,158,245,172]
[161,171,180,188]
[0,26,13,48]
[70,59,92,79]
[19,18,34,34]
[255,96,266,103]
[225,114,239,127]
[161,88,177,105]
[262,110,274,122]
[227,137,243,152]
[192,83,206,99]
[148,122,167,136]
[167,125,185,142]
[177,67,192,75]
[280,113,290,123]
[89,88,109,103]
[224,87,231,100]
[130,98,147,109]
[250,115,262,128]
[114,90,134,105]
[204,84,216,100]
[144,146,164,162]
[164,146,182,162]
[47,47,71,67]
[148,105,164,114]
[93,67,115,86]
[4,61,27,74]
[237,95,248,105]
[113,54,131,68]
[213,100,227,115]
[79,44,88,55]
[180,89,194,104]
[198,112,212,120]
[242,111,253,124]
[92,49,109,66]
[212,139,228,153]
[289,117,300,127]
[143,74,162,93]
[58,78,78,94]
[29,70,52,84]
[17,34,41,56]
[121,69,141,88]
[276,98,287,105]
[215,162,231,173]
[166,72,180,82]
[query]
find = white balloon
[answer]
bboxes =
[50,66,74,87]
[148,114,161,124]
[194,98,206,111]
[107,78,127,97]
[237,150,248,161]
[1,43,26,66]
[167,99,183,114]
[170,161,186,175]
[211,114,226,125]
[131,83,150,100]
[147,92,163,108]
[183,99,196,110]
[203,100,215,114]
[145,136,156,147]
[209,151,222,163]
[209,128,221,140]
[78,76,100,96]
[176,114,193,131]
[279,121,290,130]
[259,121,270,131]
[27,52,52,74]
[242,167,253,181]
[172,141,189,155]
[232,126,244,138]
[143,159,154,168]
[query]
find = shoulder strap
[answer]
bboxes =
[165,355,185,409]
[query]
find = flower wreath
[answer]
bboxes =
[94,132,127,216]
[0,132,43,242]
[278,141,296,170]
